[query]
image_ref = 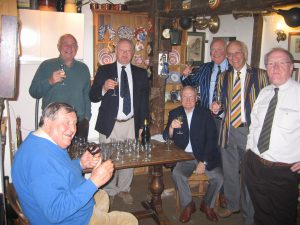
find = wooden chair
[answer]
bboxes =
[175,172,209,212]
[6,183,29,225]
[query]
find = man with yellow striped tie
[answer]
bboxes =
[210,40,269,225]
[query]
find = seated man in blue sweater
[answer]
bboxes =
[163,86,223,223]
[12,102,138,225]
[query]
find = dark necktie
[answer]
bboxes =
[217,65,221,78]
[257,88,279,153]
[121,66,131,115]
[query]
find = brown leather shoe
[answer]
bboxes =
[179,201,196,223]
[219,193,227,208]
[200,202,219,222]
[218,208,240,218]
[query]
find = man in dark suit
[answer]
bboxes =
[89,38,149,204]
[181,38,230,208]
[211,40,269,225]
[163,86,223,223]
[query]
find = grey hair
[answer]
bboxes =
[57,34,78,49]
[226,40,248,60]
[180,85,197,98]
[39,102,76,127]
[210,38,226,50]
[116,38,135,53]
[264,47,294,66]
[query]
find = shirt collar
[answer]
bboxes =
[33,128,56,145]
[214,59,228,72]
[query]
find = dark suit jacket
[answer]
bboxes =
[89,62,149,138]
[163,106,220,171]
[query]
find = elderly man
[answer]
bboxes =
[181,38,230,109]
[244,48,300,225]
[182,38,230,207]
[90,38,149,204]
[12,102,138,225]
[29,34,91,140]
[163,86,223,223]
[211,40,269,225]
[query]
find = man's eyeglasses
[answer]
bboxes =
[266,61,291,68]
[227,51,243,58]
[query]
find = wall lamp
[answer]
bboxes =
[275,22,286,42]
[275,29,286,42]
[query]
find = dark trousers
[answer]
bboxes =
[244,150,299,225]
[76,118,89,140]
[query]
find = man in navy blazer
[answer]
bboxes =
[90,39,149,204]
[163,86,223,223]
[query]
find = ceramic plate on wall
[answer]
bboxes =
[117,26,134,40]
[98,48,116,65]
[168,49,180,65]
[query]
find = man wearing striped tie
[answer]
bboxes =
[211,40,269,225]
[244,48,300,225]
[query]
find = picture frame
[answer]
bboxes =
[186,32,205,66]
[288,32,300,63]
[292,68,299,82]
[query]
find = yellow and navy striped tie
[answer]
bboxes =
[231,71,242,128]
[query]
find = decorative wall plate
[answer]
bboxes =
[134,27,147,41]
[168,49,180,65]
[117,26,134,40]
[98,25,116,41]
[134,54,143,65]
[167,71,181,83]
[98,48,116,65]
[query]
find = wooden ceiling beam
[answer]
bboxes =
[126,0,299,17]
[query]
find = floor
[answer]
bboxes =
[110,170,245,225]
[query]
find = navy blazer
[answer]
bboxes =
[163,106,220,171]
[89,62,149,138]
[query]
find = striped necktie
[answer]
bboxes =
[231,71,242,128]
[257,88,279,153]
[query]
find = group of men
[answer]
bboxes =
[11,32,300,225]
[165,38,300,225]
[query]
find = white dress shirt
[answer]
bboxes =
[247,79,300,163]
[116,62,134,120]
[184,108,194,153]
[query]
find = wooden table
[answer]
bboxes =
[111,141,194,225]
[83,141,194,225]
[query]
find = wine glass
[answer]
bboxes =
[215,93,223,111]
[176,115,184,135]
[112,77,118,96]
[60,64,66,85]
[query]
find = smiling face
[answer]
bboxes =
[180,87,197,112]
[57,34,78,64]
[43,109,77,149]
[266,50,293,86]
[116,39,134,65]
[227,41,247,71]
[210,39,226,65]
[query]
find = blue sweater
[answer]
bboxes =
[12,133,97,225]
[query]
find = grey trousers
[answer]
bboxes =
[172,159,223,209]
[99,119,135,196]
[221,125,254,225]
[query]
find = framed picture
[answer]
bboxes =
[213,36,236,44]
[186,32,205,66]
[288,32,300,63]
[292,68,299,82]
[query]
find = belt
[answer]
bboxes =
[238,122,247,127]
[116,116,134,123]
[251,151,293,167]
